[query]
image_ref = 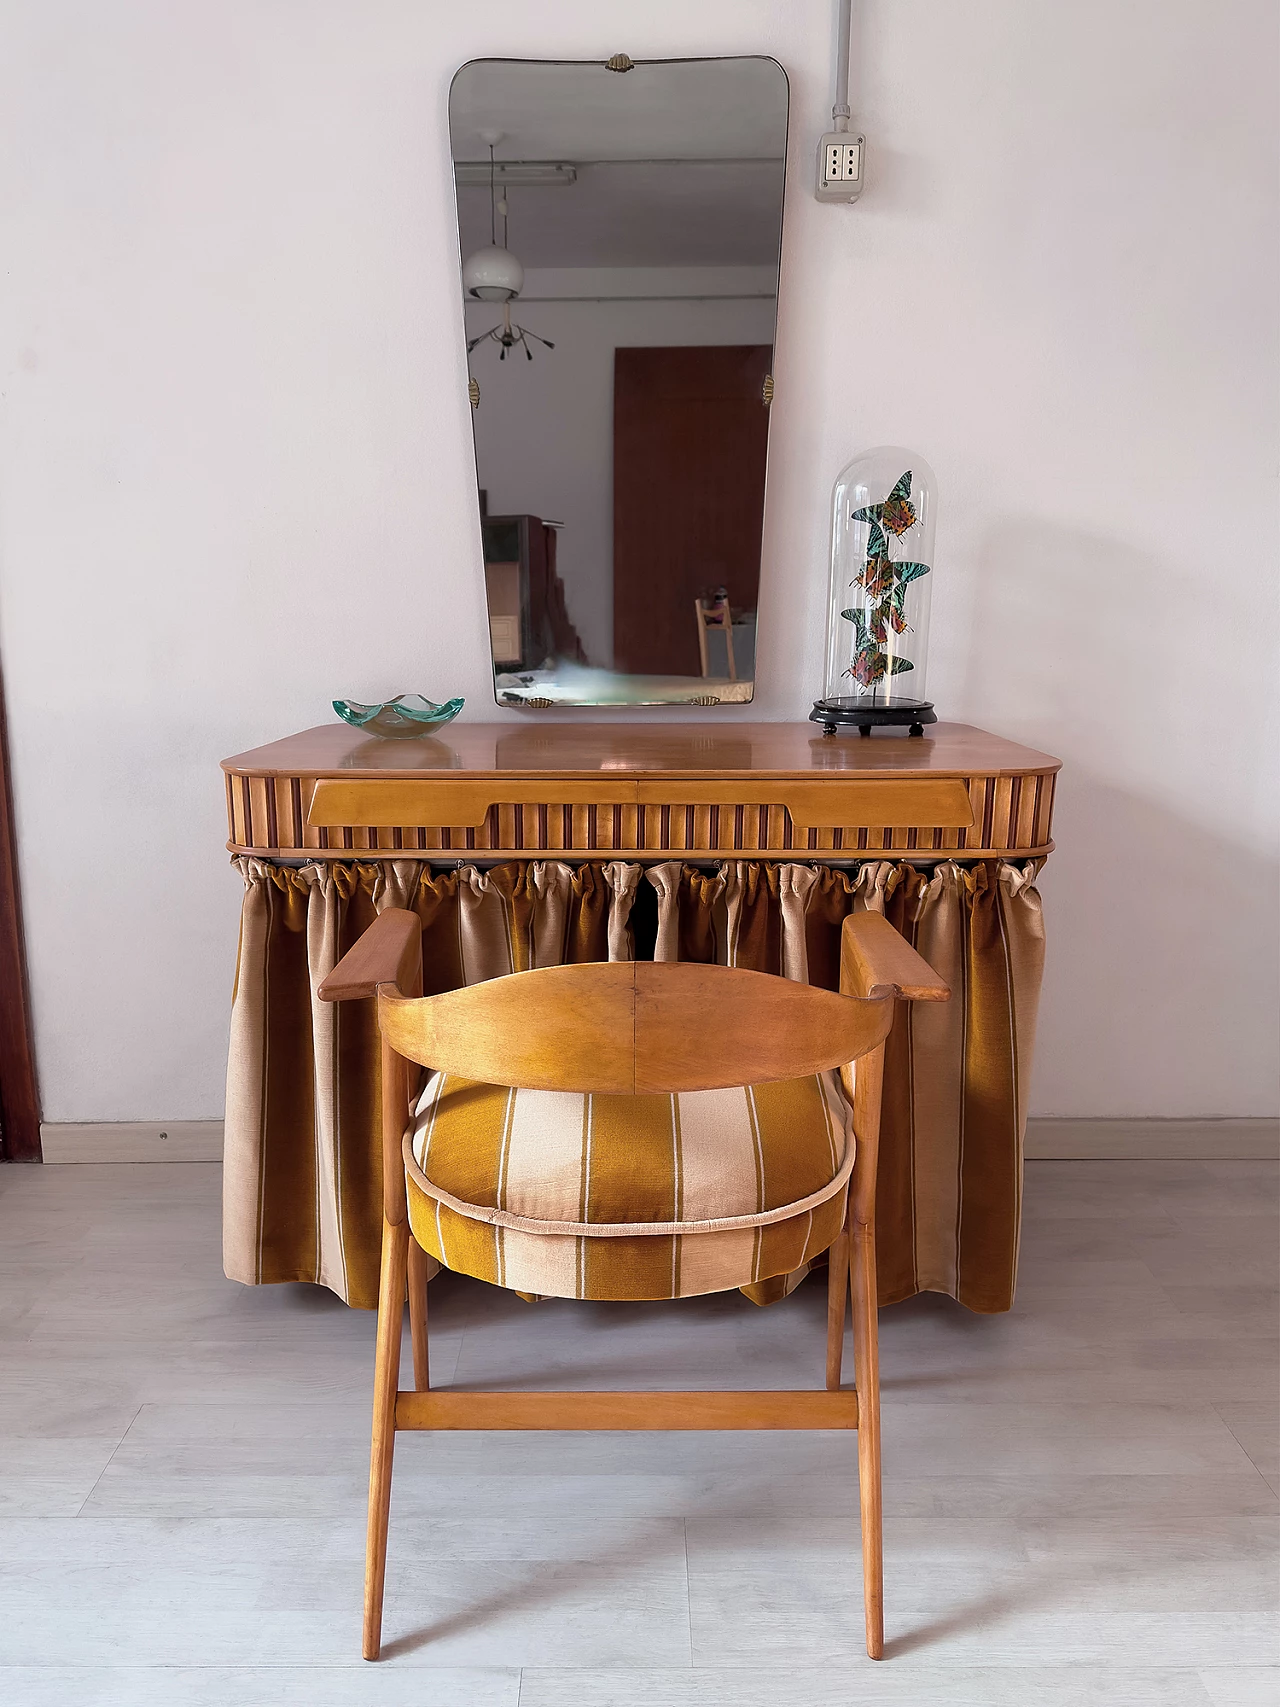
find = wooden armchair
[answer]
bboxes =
[319,909,948,1661]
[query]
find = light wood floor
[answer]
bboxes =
[0,1159,1276,1706]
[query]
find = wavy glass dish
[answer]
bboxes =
[333,695,464,738]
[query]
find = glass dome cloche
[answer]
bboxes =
[811,447,938,737]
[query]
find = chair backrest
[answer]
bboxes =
[377,958,894,1094]
[694,594,737,681]
[316,906,947,1227]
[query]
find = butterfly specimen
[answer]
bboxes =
[852,469,917,537]
[868,599,909,642]
[855,521,896,598]
[842,470,930,696]
[841,607,916,687]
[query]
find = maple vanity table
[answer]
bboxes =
[220,720,1058,1314]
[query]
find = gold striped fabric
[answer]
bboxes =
[223,856,1044,1313]
[645,859,1047,1313]
[222,859,632,1305]
[404,1071,853,1301]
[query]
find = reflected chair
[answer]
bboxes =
[694,592,738,679]
[319,908,948,1661]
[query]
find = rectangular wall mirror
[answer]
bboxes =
[449,56,789,709]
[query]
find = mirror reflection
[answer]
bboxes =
[449,57,788,707]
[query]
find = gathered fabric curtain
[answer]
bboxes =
[224,858,1044,1313]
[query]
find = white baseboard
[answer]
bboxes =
[40,1122,224,1163]
[35,1117,1277,1164]
[1025,1118,1279,1159]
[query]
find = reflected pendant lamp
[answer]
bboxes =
[462,242,524,303]
[462,137,553,367]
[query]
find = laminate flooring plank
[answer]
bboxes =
[1022,1160,1279,1222]
[1198,1667,1280,1706]
[1160,1284,1280,1334]
[0,1436,129,1516]
[0,1571,690,1670]
[687,1563,1277,1667]
[876,1469,1278,1521]
[1213,1401,1280,1495]
[518,1665,1217,1705]
[0,1666,520,1705]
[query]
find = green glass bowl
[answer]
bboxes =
[332,694,464,738]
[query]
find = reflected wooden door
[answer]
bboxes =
[612,345,771,677]
[0,664,39,1160]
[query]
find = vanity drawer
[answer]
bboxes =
[306,778,635,830]
[633,778,972,829]
[289,773,1001,856]
[307,776,974,833]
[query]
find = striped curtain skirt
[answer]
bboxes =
[222,858,1045,1313]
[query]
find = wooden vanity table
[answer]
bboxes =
[220,720,1059,1315]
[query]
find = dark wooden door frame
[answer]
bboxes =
[0,663,40,1160]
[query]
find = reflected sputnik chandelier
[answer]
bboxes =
[463,135,554,367]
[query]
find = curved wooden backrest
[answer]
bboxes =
[377,959,895,1093]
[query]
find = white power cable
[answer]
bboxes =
[833,0,851,132]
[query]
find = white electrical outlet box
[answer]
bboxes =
[816,131,865,202]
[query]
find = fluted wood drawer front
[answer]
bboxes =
[634,777,974,829]
[307,775,977,834]
[306,778,637,828]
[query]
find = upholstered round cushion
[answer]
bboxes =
[403,1072,854,1302]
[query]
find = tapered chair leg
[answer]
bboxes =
[407,1239,430,1393]
[850,1216,884,1660]
[364,1216,409,1662]
[825,1206,851,1391]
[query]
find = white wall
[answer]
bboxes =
[0,0,1275,1123]
[465,280,777,665]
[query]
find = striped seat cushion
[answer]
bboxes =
[404,1072,854,1302]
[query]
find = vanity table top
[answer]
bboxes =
[222,721,1060,781]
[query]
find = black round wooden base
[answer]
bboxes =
[809,698,937,738]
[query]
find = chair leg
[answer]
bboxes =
[850,1216,884,1660]
[364,1215,409,1662]
[407,1238,430,1393]
[825,1210,851,1391]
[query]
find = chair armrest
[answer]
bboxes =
[840,912,950,1003]
[317,908,422,1001]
